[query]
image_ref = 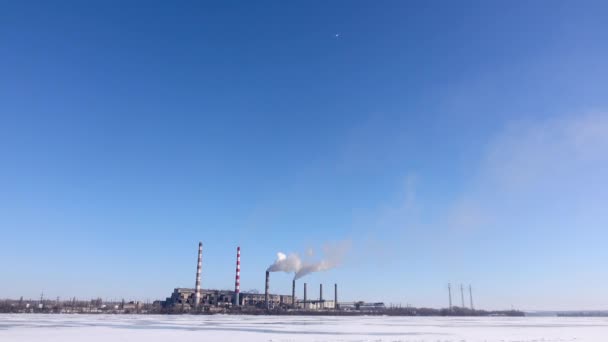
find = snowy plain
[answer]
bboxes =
[1,314,607,342]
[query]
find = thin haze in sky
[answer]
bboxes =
[1,1,607,310]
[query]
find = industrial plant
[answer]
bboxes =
[161,242,342,313]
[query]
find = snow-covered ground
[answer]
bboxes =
[1,314,607,342]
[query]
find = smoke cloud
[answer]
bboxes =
[266,240,351,280]
[266,252,302,273]
[294,260,334,280]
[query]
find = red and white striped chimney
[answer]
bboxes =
[194,242,203,308]
[234,246,241,306]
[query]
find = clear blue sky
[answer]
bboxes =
[1,1,607,311]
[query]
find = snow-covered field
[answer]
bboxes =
[1,314,607,342]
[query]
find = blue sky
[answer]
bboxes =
[1,1,607,310]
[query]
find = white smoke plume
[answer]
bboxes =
[294,260,334,280]
[266,252,302,273]
[266,240,351,280]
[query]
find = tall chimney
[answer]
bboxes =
[264,271,270,309]
[234,246,241,306]
[334,283,338,310]
[320,283,323,301]
[194,242,203,308]
[303,283,307,309]
[292,279,296,308]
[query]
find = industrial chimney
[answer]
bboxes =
[234,247,241,306]
[265,271,270,309]
[303,283,307,309]
[320,283,323,301]
[334,283,338,310]
[194,242,203,308]
[292,279,296,308]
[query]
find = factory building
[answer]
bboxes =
[164,288,293,309]
[339,302,386,311]
[297,299,336,310]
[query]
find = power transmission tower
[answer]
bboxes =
[460,284,465,308]
[469,285,474,310]
[448,283,452,311]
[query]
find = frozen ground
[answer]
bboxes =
[1,314,607,342]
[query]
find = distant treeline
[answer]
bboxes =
[0,298,158,315]
[557,312,608,317]
[275,307,525,317]
[0,299,524,317]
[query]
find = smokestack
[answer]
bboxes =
[303,283,307,309]
[292,279,296,308]
[460,284,465,308]
[469,284,474,310]
[448,283,452,311]
[265,271,270,309]
[234,247,241,306]
[194,242,202,308]
[334,283,338,310]
[320,283,323,301]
